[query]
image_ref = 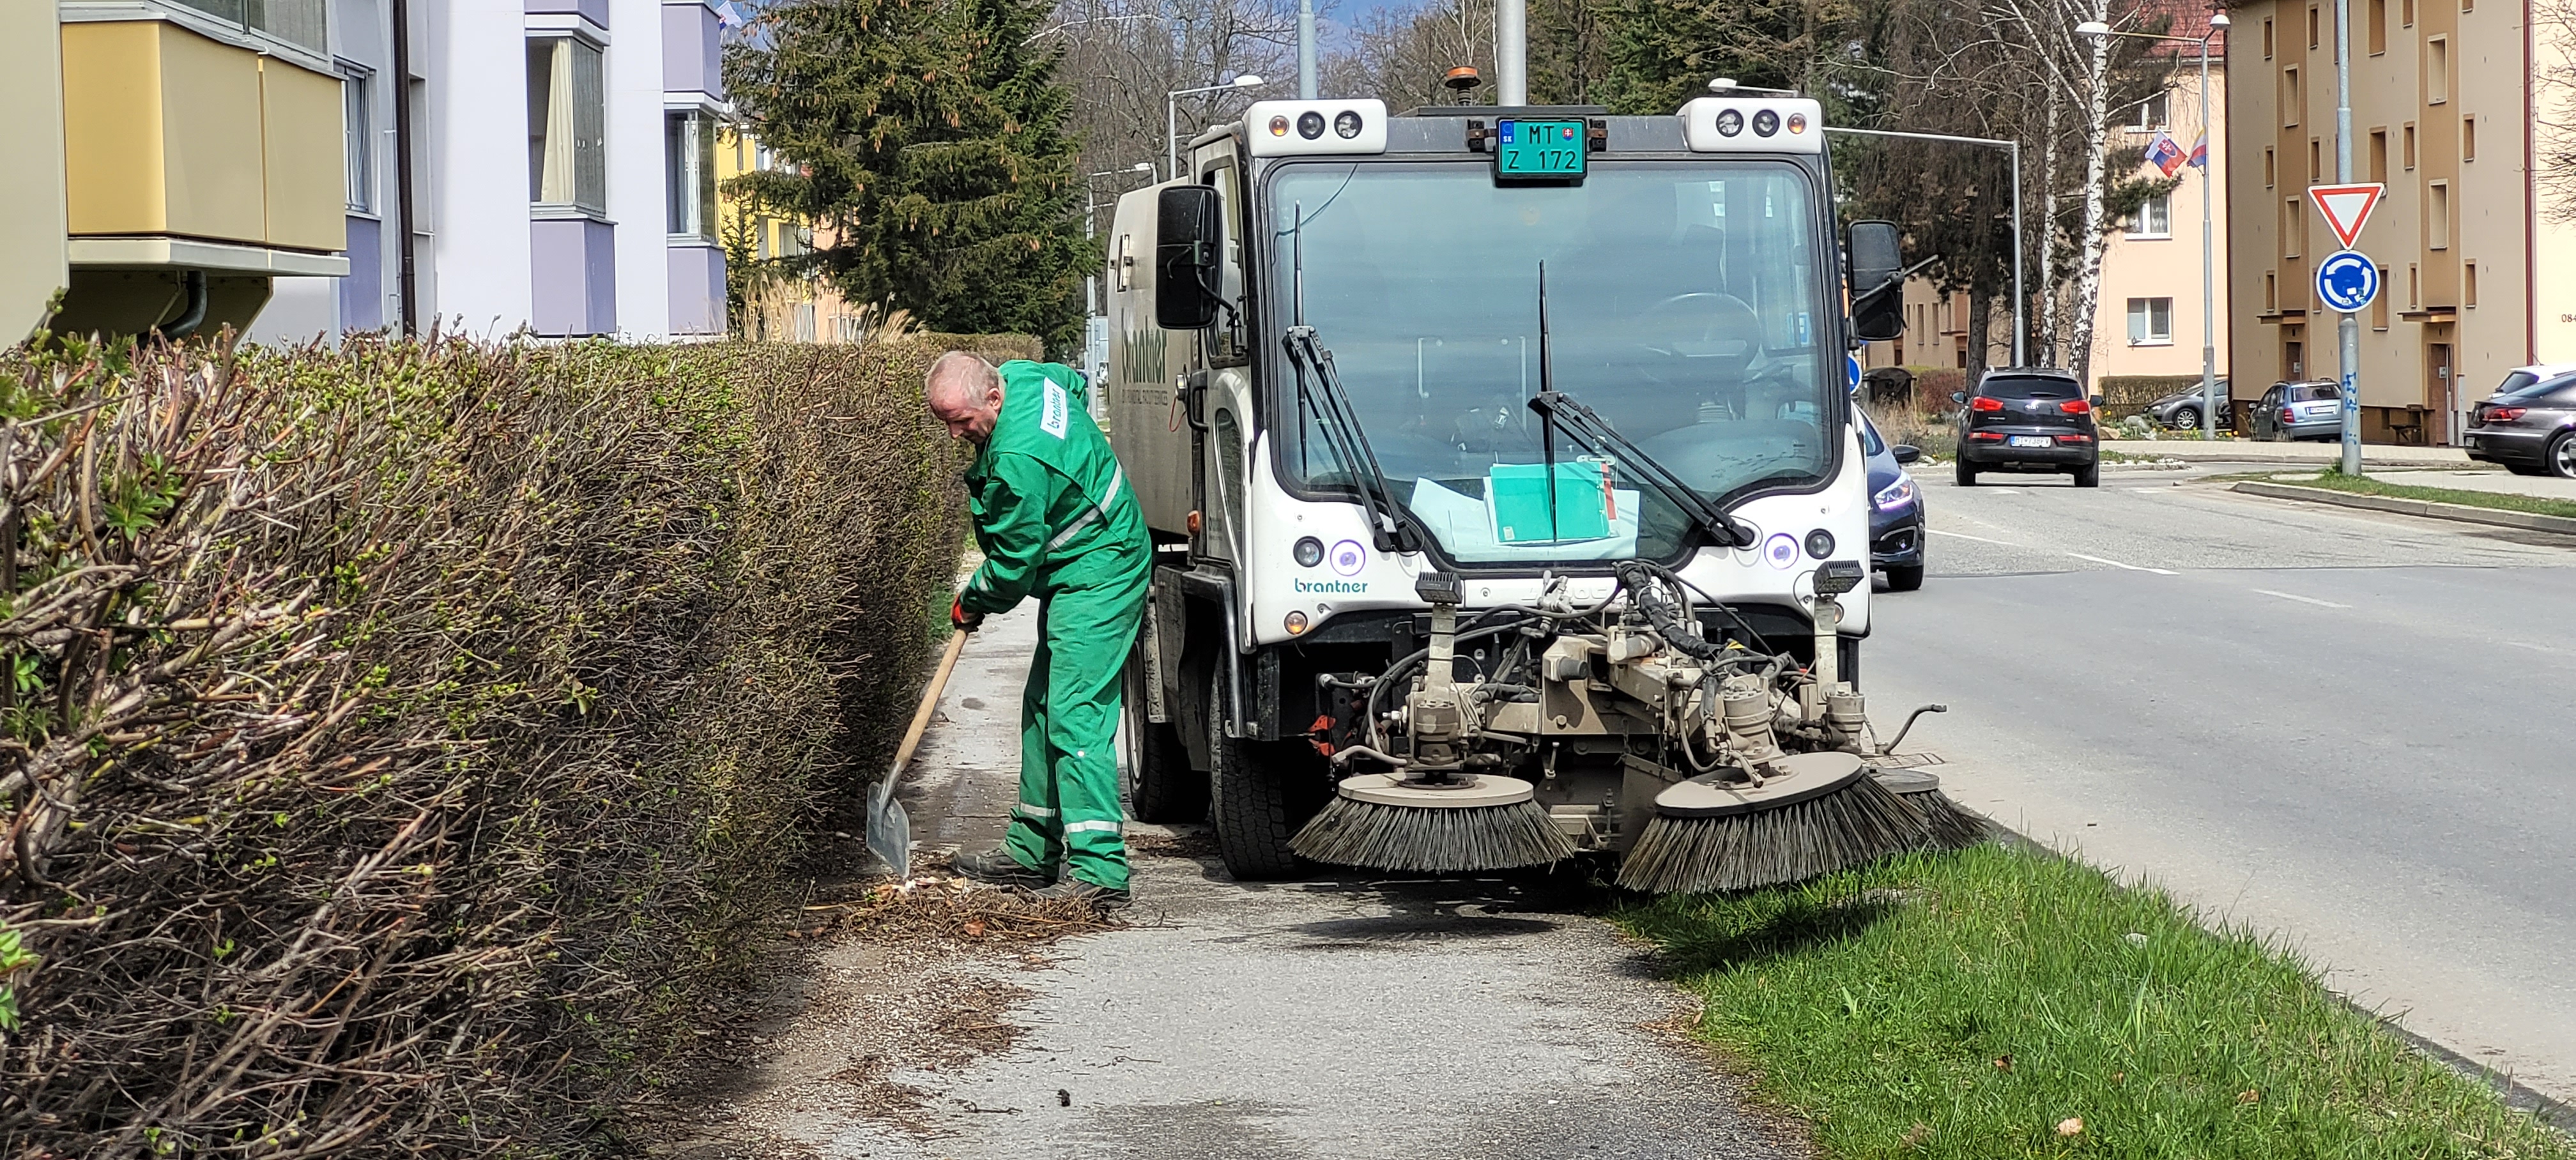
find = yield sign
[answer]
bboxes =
[2308,183,2386,250]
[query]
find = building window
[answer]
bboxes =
[2308,4,2320,47]
[2465,261,2479,306]
[2284,67,2301,126]
[665,110,718,241]
[2310,138,2322,183]
[2131,194,2172,237]
[2370,128,2388,181]
[527,36,607,215]
[2265,147,2278,187]
[342,68,372,213]
[164,0,327,55]
[2404,122,2417,169]
[2404,0,2415,24]
[2264,16,2276,56]
[2370,0,2387,52]
[2409,263,2420,307]
[2284,197,2304,257]
[2128,297,2175,344]
[2464,115,2478,161]
[2129,91,2170,130]
[2266,271,2279,311]
[2429,181,2450,248]
[2373,266,2391,328]
[2427,36,2450,103]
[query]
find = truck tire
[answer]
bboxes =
[1205,664,1307,881]
[1123,643,1206,823]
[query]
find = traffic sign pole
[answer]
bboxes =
[2334,0,2361,476]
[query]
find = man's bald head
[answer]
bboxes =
[926,351,1006,445]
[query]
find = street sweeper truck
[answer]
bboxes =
[1104,89,1974,891]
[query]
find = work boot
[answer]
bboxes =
[1028,878,1131,913]
[950,846,1054,889]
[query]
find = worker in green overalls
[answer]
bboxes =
[926,351,1151,910]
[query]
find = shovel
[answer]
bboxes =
[868,628,970,880]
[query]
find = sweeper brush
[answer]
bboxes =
[1869,767,1989,851]
[1615,752,1927,894]
[1291,772,1575,872]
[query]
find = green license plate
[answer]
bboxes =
[1495,120,1586,180]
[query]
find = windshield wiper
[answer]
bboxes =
[1526,390,1755,550]
[1284,204,1418,554]
[1522,261,1753,550]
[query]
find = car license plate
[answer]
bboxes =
[2007,436,2053,448]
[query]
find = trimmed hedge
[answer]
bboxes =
[0,333,983,1153]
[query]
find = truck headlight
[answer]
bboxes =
[1873,475,1917,511]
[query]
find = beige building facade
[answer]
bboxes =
[2090,45,2232,383]
[2227,0,2576,443]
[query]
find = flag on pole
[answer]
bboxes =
[2145,130,2186,177]
[714,0,744,28]
[2186,132,2209,169]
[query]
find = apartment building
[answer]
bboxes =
[2227,0,2576,442]
[252,0,732,341]
[3,0,732,346]
[8,1,348,342]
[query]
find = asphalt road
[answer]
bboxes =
[1867,461,2576,1104]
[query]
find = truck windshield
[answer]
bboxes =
[1266,160,1832,565]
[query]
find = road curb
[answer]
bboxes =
[2232,480,2576,534]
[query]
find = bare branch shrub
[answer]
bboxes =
[0,332,976,1154]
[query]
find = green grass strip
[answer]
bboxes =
[2280,473,2576,521]
[1616,844,2572,1159]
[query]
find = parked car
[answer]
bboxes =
[1952,368,2099,487]
[2143,379,2234,431]
[2465,372,2576,477]
[2249,379,2343,441]
[1860,409,1925,591]
[2487,363,2576,400]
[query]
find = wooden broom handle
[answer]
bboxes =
[890,629,970,780]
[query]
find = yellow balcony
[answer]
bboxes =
[61,19,345,257]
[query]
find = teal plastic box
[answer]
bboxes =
[1489,461,1612,544]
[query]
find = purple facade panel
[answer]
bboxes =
[526,0,611,28]
[662,3,721,96]
[340,215,384,332]
[667,244,726,335]
[532,218,618,335]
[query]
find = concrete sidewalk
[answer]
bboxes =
[2102,438,2470,467]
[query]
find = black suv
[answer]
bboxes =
[1953,368,2100,487]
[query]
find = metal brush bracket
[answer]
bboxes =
[1806,560,1869,751]
[1401,571,1476,784]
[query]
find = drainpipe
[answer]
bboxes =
[158,270,208,340]
[391,0,419,335]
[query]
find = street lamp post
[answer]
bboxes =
[2081,13,2232,439]
[1167,75,1268,181]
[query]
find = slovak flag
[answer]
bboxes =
[2145,130,2186,177]
[2186,132,2209,169]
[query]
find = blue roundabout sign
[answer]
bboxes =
[2315,250,2379,314]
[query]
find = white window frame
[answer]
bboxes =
[665,107,719,243]
[528,33,610,218]
[2128,91,2170,131]
[2127,297,2175,346]
[2129,193,2173,239]
[341,64,374,215]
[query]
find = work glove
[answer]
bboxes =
[951,595,984,632]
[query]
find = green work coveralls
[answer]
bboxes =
[960,360,1151,890]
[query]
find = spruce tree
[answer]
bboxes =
[726,0,1092,353]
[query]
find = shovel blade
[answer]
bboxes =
[867,792,911,880]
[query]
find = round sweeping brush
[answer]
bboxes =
[1616,751,1928,894]
[1291,772,1575,873]
[1868,767,1990,851]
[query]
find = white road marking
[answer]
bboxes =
[1984,487,2023,494]
[2065,552,2181,576]
[2509,641,2553,652]
[1930,528,2020,546]
[2251,587,2352,609]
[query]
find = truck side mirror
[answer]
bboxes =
[1846,220,1905,343]
[1155,185,1222,330]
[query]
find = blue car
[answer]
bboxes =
[1860,409,1926,591]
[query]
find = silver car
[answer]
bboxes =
[2250,379,2343,441]
[2465,372,2576,477]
